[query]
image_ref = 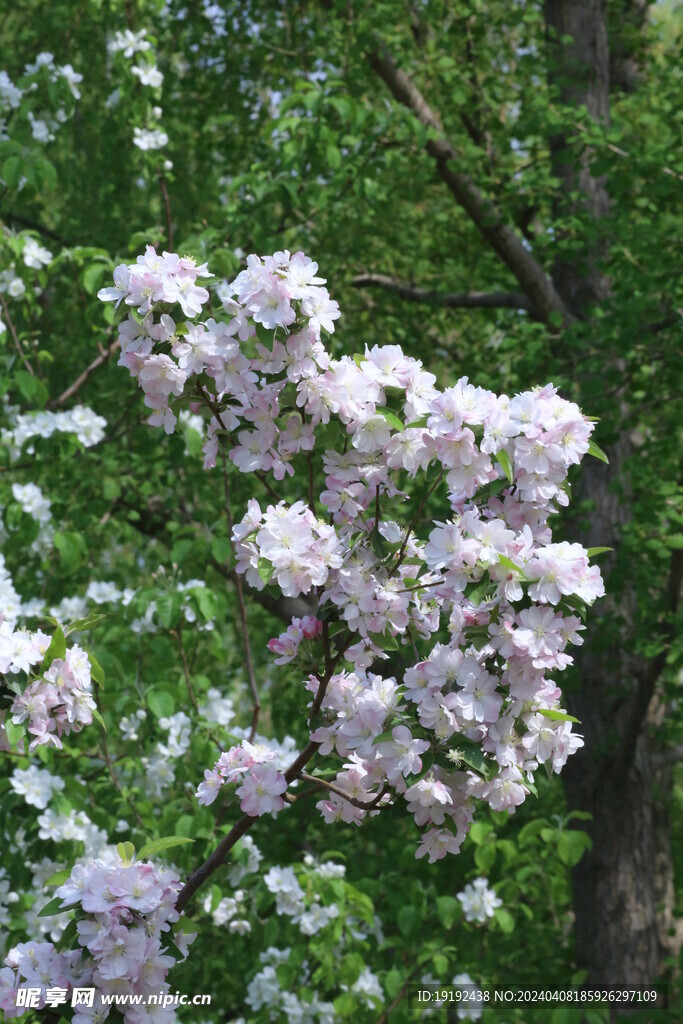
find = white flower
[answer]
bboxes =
[10,766,65,809]
[22,237,53,268]
[133,127,169,151]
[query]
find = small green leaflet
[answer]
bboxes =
[43,626,66,668]
[88,649,106,688]
[257,557,274,584]
[45,869,71,886]
[587,439,609,464]
[405,415,429,429]
[497,553,526,577]
[92,707,107,731]
[65,612,108,636]
[496,449,514,484]
[117,841,136,863]
[4,718,24,747]
[38,896,66,918]
[447,740,492,780]
[376,406,404,432]
[586,547,613,557]
[137,836,195,859]
[538,708,580,724]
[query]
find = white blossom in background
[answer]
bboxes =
[198,687,235,727]
[452,974,484,1021]
[22,237,52,268]
[456,877,503,923]
[9,766,65,810]
[158,710,191,757]
[133,126,168,151]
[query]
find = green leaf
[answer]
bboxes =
[191,586,216,622]
[257,557,275,585]
[147,689,175,719]
[495,908,515,933]
[138,835,195,859]
[45,869,72,886]
[117,841,136,864]
[92,707,107,731]
[436,895,460,929]
[3,155,24,190]
[38,896,66,918]
[66,613,108,635]
[474,842,496,873]
[88,650,106,688]
[54,531,88,574]
[385,968,403,999]
[405,415,429,429]
[376,406,404,432]
[496,448,514,484]
[44,626,67,668]
[587,439,609,464]
[537,708,580,723]
[586,547,613,557]
[15,369,49,408]
[557,830,592,867]
[398,904,419,936]
[4,718,25,747]
[497,553,525,576]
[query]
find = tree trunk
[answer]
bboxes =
[544,0,676,987]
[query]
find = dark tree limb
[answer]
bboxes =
[48,338,120,409]
[612,547,683,778]
[366,41,574,328]
[352,273,529,310]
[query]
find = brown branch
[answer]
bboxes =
[299,771,386,811]
[48,338,120,409]
[1,295,35,377]
[175,625,199,714]
[612,547,683,777]
[352,274,530,310]
[220,453,260,741]
[1,212,70,245]
[366,41,573,328]
[209,556,316,622]
[175,645,349,912]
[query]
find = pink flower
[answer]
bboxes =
[236,765,287,816]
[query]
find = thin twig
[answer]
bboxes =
[221,452,260,741]
[48,338,120,409]
[299,772,386,811]
[1,294,35,377]
[389,470,444,577]
[175,625,199,713]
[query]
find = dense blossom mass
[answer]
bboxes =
[99,247,604,861]
[0,850,192,1023]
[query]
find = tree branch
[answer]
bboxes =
[366,41,573,328]
[612,547,683,778]
[48,338,120,409]
[352,273,529,310]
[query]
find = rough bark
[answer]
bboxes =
[545,0,677,987]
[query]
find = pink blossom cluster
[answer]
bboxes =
[0,942,87,1020]
[99,247,338,460]
[0,852,192,1023]
[234,499,343,598]
[267,615,323,664]
[196,740,288,816]
[101,248,604,862]
[0,620,95,750]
